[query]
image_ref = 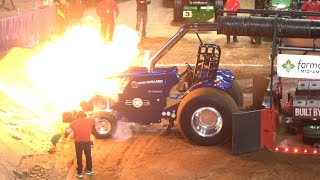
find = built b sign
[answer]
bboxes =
[294,107,320,117]
[277,54,320,79]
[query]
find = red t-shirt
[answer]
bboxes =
[69,117,95,142]
[226,0,240,15]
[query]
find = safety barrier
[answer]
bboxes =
[0,6,57,52]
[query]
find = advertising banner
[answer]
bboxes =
[277,54,320,79]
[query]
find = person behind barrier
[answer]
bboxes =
[63,111,95,178]
[301,0,320,20]
[225,0,240,43]
[96,0,119,41]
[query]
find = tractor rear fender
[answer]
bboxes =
[183,79,231,98]
[185,69,235,95]
[183,77,246,108]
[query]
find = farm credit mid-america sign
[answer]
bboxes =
[278,54,320,79]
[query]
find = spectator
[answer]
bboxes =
[136,0,151,38]
[96,0,119,41]
[225,0,240,43]
[63,111,95,178]
[301,0,320,20]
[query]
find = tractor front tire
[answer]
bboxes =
[177,87,239,146]
[92,112,117,139]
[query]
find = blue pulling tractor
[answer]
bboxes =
[63,22,242,146]
[63,5,320,154]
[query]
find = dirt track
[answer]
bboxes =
[15,127,320,180]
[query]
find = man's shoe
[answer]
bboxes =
[87,170,95,175]
[75,172,83,178]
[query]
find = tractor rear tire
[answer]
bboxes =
[92,112,117,139]
[177,87,239,146]
[174,0,183,22]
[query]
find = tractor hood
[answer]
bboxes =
[113,66,179,79]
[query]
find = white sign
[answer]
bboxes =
[277,54,320,79]
[183,11,192,18]
[294,107,320,117]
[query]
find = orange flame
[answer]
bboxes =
[0,23,145,128]
[28,24,143,111]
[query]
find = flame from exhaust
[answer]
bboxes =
[28,24,142,113]
[0,23,144,129]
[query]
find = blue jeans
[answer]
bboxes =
[136,11,148,37]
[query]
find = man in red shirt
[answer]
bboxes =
[96,0,119,41]
[64,111,96,178]
[301,0,320,20]
[225,0,240,43]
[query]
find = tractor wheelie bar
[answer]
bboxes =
[63,6,320,155]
